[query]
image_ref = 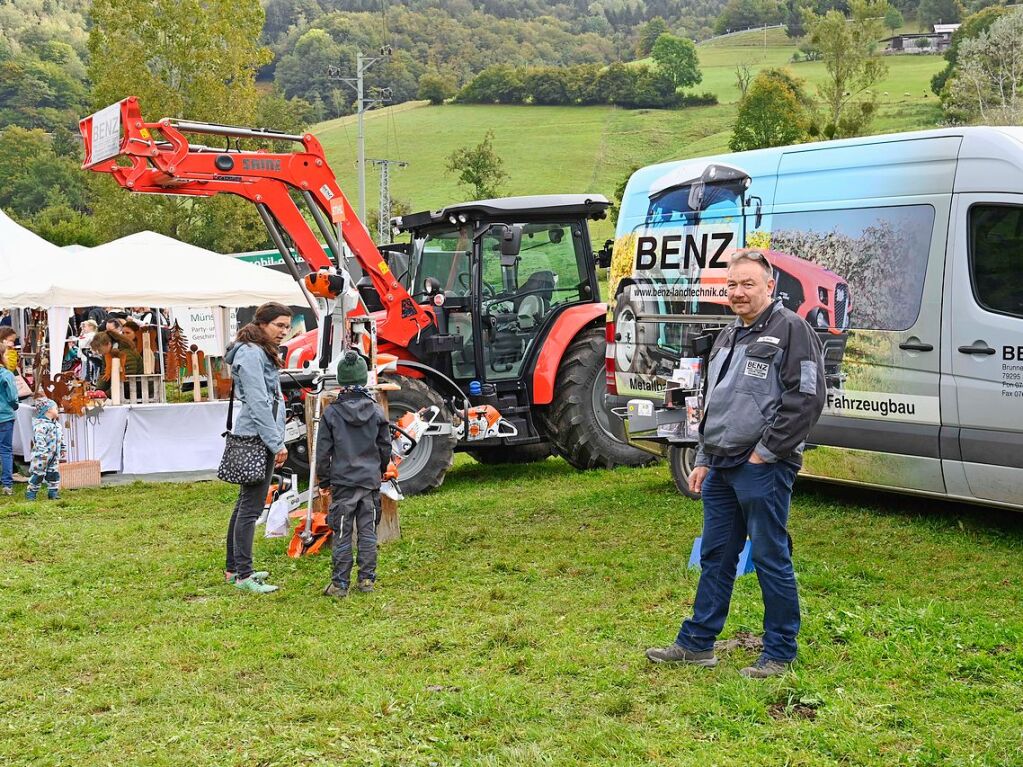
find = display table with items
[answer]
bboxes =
[12,400,231,476]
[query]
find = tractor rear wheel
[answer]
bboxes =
[542,328,655,470]
[467,442,553,465]
[382,373,455,495]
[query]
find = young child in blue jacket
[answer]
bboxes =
[25,396,65,501]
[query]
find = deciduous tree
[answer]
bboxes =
[729,70,810,150]
[884,6,904,31]
[446,130,508,200]
[943,8,1023,124]
[636,17,671,57]
[918,0,963,28]
[417,72,456,104]
[802,0,888,138]
[87,0,276,252]
[651,34,702,90]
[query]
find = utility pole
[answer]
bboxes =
[367,158,408,243]
[328,47,393,223]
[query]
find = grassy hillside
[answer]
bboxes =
[313,30,947,242]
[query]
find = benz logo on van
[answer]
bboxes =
[634,232,733,271]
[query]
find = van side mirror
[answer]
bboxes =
[595,238,613,269]
[746,195,763,229]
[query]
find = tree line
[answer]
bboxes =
[447,36,713,110]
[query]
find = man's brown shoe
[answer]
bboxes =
[739,656,791,678]
[323,583,348,598]
[357,579,374,593]
[645,642,718,667]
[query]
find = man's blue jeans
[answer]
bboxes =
[0,419,14,489]
[676,460,800,662]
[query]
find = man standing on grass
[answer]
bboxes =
[646,251,826,678]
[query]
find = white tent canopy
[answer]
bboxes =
[0,209,65,304]
[0,224,306,308]
[0,216,309,372]
[52,230,307,307]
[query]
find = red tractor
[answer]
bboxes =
[80,98,651,493]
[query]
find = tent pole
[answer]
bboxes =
[156,308,166,402]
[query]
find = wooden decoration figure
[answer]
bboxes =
[187,344,205,402]
[165,322,189,383]
[211,358,232,400]
[140,327,157,375]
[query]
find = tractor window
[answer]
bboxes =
[410,228,471,297]
[478,222,590,381]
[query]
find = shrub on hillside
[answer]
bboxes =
[455,65,526,104]
[677,91,719,107]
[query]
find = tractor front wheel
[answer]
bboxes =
[542,328,656,470]
[382,374,455,495]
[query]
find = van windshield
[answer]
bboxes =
[647,183,744,224]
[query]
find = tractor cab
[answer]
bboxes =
[392,195,609,396]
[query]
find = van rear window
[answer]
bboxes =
[969,205,1023,319]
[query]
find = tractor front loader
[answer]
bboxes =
[80,98,652,494]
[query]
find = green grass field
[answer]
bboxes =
[2,458,1023,766]
[313,29,946,243]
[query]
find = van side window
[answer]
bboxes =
[969,205,1023,319]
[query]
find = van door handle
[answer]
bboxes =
[957,343,996,355]
[899,340,933,352]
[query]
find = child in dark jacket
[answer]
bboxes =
[316,351,391,598]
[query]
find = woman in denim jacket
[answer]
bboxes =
[222,303,292,593]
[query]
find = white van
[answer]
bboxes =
[605,127,1023,510]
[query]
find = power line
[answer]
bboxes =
[367,158,408,244]
[327,48,393,223]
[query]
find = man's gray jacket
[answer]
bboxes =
[695,299,827,468]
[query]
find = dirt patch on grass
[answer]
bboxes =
[768,702,818,720]
[714,631,763,653]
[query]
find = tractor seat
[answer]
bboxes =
[514,270,555,313]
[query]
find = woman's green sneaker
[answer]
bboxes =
[225,571,269,584]
[234,576,278,594]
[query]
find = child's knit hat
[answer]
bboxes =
[336,350,368,387]
[34,397,58,419]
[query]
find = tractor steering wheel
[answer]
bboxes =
[457,272,497,299]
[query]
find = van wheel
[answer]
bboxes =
[669,445,702,500]
[542,328,656,469]
[467,442,553,464]
[381,374,455,495]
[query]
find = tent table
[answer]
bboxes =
[12,400,230,476]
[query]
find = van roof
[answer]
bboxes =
[620,127,1023,217]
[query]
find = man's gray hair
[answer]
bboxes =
[728,250,773,279]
